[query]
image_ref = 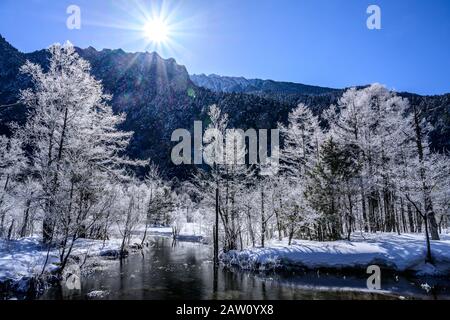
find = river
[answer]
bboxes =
[40,237,450,300]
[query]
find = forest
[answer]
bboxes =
[1,42,449,278]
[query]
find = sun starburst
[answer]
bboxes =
[143,18,169,43]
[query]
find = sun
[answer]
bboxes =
[144,18,169,43]
[108,0,194,56]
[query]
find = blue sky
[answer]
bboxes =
[0,0,449,95]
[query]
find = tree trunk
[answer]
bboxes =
[424,212,433,263]
[424,196,440,240]
[20,200,31,238]
[412,105,439,240]
[7,220,14,240]
[247,208,255,247]
[406,202,414,233]
[260,186,265,248]
[275,197,283,241]
[42,215,54,244]
[288,226,294,245]
[213,187,219,264]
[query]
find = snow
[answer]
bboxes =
[0,237,58,282]
[140,223,207,243]
[179,222,206,237]
[86,290,110,299]
[0,224,206,290]
[220,233,450,275]
[0,236,138,287]
[176,222,208,243]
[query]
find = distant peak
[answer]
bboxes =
[0,33,23,57]
[0,34,16,49]
[84,46,98,53]
[147,51,160,57]
[190,73,340,95]
[78,46,183,66]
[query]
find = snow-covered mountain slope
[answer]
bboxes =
[190,73,340,95]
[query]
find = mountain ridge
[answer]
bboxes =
[190,73,342,96]
[1,34,449,179]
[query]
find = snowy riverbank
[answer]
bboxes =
[220,233,450,276]
[143,223,208,243]
[0,236,133,298]
[0,224,207,298]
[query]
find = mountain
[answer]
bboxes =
[0,35,25,98]
[190,73,340,96]
[0,36,195,129]
[1,35,449,179]
[24,46,193,112]
[191,74,450,153]
[0,35,295,178]
[0,35,28,136]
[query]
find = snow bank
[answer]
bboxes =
[141,224,207,243]
[0,225,207,296]
[0,236,141,296]
[86,290,110,299]
[0,237,58,283]
[174,223,208,243]
[220,233,450,275]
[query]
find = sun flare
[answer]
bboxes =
[144,18,169,43]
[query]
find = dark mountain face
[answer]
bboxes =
[1,35,449,179]
[0,42,208,178]
[80,49,193,113]
[0,36,295,178]
[0,35,25,94]
[0,35,28,135]
[23,46,194,113]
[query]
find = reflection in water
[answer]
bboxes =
[40,237,450,300]
[213,263,218,299]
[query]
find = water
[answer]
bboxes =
[41,237,450,300]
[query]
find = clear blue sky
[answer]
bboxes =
[1,0,449,95]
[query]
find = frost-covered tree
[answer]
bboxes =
[276,104,323,241]
[140,165,170,243]
[396,149,449,260]
[306,137,359,240]
[0,135,26,237]
[279,103,323,177]
[115,180,147,256]
[191,105,255,252]
[326,84,411,234]
[283,183,320,244]
[404,101,445,240]
[14,42,145,269]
